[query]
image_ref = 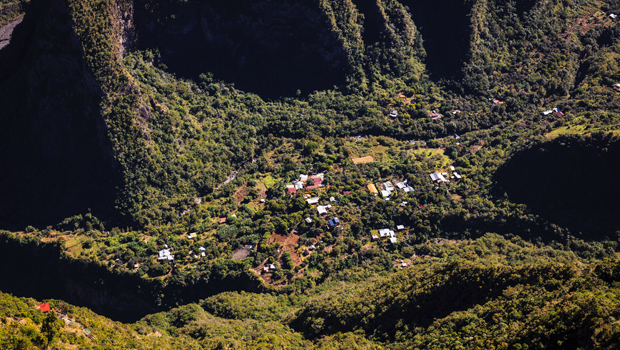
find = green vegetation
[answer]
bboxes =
[0,0,28,26]
[2,0,620,348]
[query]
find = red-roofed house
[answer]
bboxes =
[39,303,51,312]
[219,217,227,224]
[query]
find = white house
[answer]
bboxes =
[317,206,328,215]
[307,197,320,204]
[430,172,447,182]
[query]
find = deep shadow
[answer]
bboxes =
[133,0,348,99]
[516,0,538,18]
[399,0,473,79]
[494,133,620,237]
[0,233,264,322]
[352,0,384,45]
[0,0,120,228]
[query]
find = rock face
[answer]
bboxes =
[0,0,119,226]
[0,16,24,51]
[133,0,350,98]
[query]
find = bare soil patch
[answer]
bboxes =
[352,155,374,164]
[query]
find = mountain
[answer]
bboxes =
[1,0,620,348]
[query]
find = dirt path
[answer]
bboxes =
[0,16,23,51]
[215,158,257,191]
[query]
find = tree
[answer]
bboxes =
[41,311,62,347]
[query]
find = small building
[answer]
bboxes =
[542,110,553,116]
[401,262,408,268]
[401,201,408,207]
[269,264,276,271]
[396,182,406,189]
[390,237,398,244]
[309,244,316,250]
[219,217,227,224]
[39,303,51,312]
[199,246,206,251]
[397,225,405,230]
[260,199,265,203]
[317,206,328,215]
[300,174,309,182]
[430,172,447,182]
[188,232,197,239]
[450,166,455,171]
[389,110,399,118]
[307,197,320,204]
[367,184,379,195]
[383,181,395,192]
[329,196,336,202]
[453,172,462,179]
[305,217,313,224]
[158,249,174,261]
[288,187,297,194]
[610,13,617,19]
[381,190,391,198]
[379,229,394,238]
[371,234,379,240]
[329,217,340,227]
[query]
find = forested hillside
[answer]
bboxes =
[1,0,620,348]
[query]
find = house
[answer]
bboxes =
[401,262,408,268]
[397,225,405,230]
[396,182,406,189]
[39,303,51,312]
[307,197,320,204]
[379,228,394,238]
[294,181,304,190]
[305,217,313,224]
[450,166,455,171]
[430,172,447,182]
[158,249,174,261]
[317,206,328,215]
[269,264,276,271]
[329,196,336,202]
[201,252,206,257]
[372,234,379,240]
[287,187,297,194]
[383,181,395,192]
[367,184,379,195]
[429,110,442,119]
[188,232,197,239]
[199,246,206,251]
[453,172,462,179]
[219,217,227,224]
[404,186,414,193]
[390,237,398,244]
[492,99,504,104]
[389,110,399,118]
[610,13,617,19]
[329,217,340,227]
[300,174,309,182]
[381,190,391,197]
[542,110,553,116]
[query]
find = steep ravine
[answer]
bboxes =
[0,233,264,322]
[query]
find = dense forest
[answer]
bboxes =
[1,0,620,348]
